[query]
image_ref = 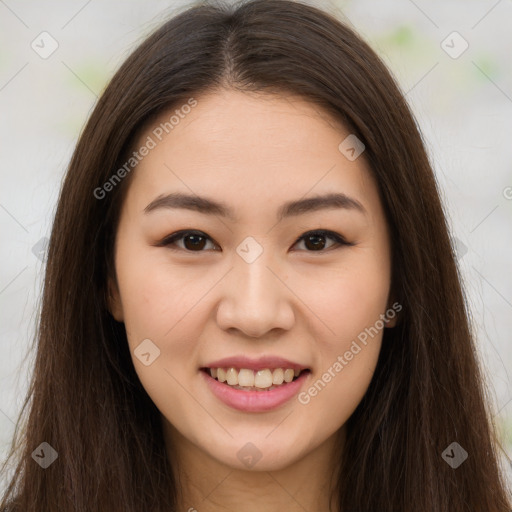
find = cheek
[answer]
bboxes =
[297,284,386,443]
[296,251,389,421]
[114,250,212,423]
[296,335,382,449]
[303,253,390,346]
[115,244,214,342]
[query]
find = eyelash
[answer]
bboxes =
[157,229,353,253]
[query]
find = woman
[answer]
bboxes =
[1,0,510,510]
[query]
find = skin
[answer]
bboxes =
[109,88,397,511]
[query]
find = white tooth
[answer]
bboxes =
[210,368,218,378]
[217,368,227,382]
[254,369,273,388]
[284,369,294,383]
[294,369,300,377]
[272,368,284,385]
[226,367,238,385]
[238,369,255,387]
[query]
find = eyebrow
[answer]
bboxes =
[144,191,366,221]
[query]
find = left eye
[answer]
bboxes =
[158,229,350,252]
[293,230,349,251]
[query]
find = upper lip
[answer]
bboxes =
[202,356,310,372]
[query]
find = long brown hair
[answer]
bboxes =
[1,0,510,510]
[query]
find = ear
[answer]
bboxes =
[384,297,401,328]
[385,311,398,328]
[106,277,124,322]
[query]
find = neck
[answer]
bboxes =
[163,421,344,512]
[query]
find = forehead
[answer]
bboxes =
[124,88,377,218]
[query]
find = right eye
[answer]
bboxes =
[158,230,219,252]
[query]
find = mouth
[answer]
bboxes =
[200,364,312,412]
[200,366,311,391]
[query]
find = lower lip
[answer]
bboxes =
[201,370,310,412]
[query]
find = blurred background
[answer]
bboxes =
[1,0,511,491]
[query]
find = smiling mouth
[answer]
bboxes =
[201,367,311,391]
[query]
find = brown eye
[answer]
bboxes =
[159,231,217,251]
[303,233,327,250]
[159,229,350,253]
[293,230,350,252]
[182,233,207,250]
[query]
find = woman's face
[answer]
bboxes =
[109,88,395,472]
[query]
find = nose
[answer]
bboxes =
[215,250,295,338]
